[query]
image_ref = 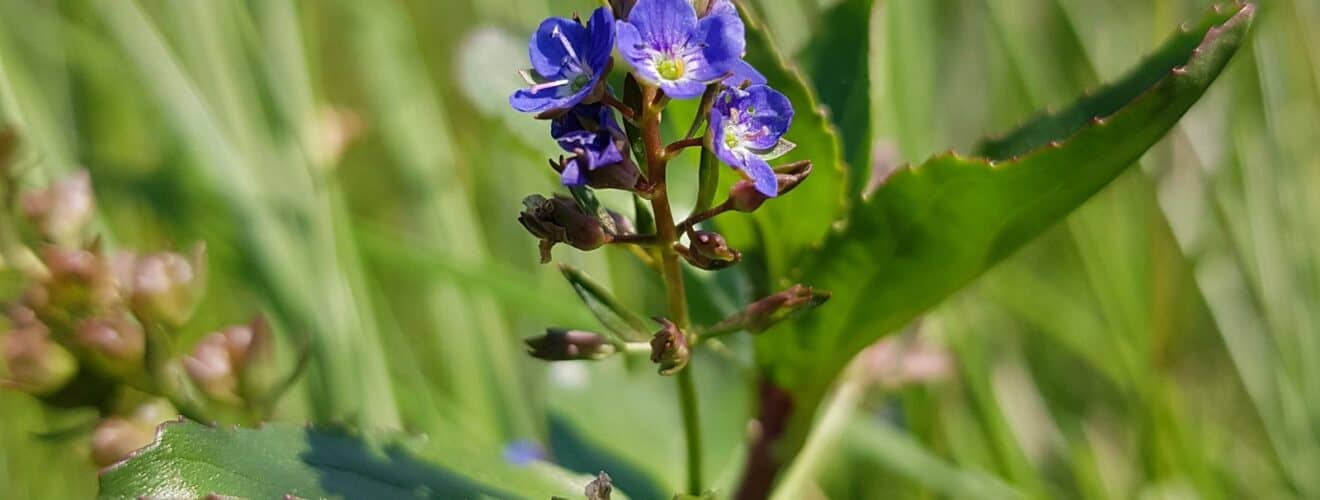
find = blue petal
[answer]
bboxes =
[586,8,616,74]
[615,21,662,82]
[658,78,709,99]
[707,0,738,18]
[696,8,745,73]
[744,156,778,197]
[529,17,590,78]
[724,59,766,87]
[741,85,794,148]
[560,160,587,186]
[627,0,698,50]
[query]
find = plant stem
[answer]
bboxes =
[641,86,703,494]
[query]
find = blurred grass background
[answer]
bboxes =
[0,0,1315,498]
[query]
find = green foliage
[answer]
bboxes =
[756,0,1254,431]
[98,419,591,499]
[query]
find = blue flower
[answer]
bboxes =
[551,104,628,187]
[709,84,795,197]
[704,0,765,88]
[510,8,615,114]
[615,0,747,98]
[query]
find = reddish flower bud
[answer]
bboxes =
[727,160,813,213]
[183,332,239,404]
[90,417,156,468]
[525,329,615,361]
[75,315,145,376]
[124,244,206,327]
[21,170,94,245]
[36,245,120,314]
[2,321,77,395]
[681,230,741,270]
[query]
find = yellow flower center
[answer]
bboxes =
[656,57,685,81]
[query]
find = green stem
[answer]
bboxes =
[641,85,704,494]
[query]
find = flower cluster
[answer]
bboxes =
[513,0,804,264]
[511,0,826,382]
[0,151,301,467]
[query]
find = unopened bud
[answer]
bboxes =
[742,284,830,333]
[681,231,741,270]
[649,318,689,375]
[21,170,94,245]
[518,195,610,263]
[90,416,156,468]
[525,329,615,361]
[226,316,278,400]
[727,160,813,212]
[585,471,613,500]
[551,157,642,192]
[183,332,239,404]
[126,244,206,327]
[2,322,77,395]
[37,245,119,314]
[75,315,145,376]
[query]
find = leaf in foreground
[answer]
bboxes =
[98,418,591,499]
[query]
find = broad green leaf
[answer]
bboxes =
[717,6,849,289]
[757,0,1255,428]
[98,419,596,499]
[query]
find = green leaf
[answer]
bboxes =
[800,0,874,199]
[98,419,594,499]
[718,6,850,288]
[758,0,1255,410]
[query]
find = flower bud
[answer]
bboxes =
[226,316,278,401]
[681,231,741,270]
[741,284,830,334]
[727,160,813,213]
[37,245,120,314]
[2,321,77,395]
[75,315,145,376]
[183,332,239,404]
[525,329,615,361]
[649,318,689,375]
[125,244,206,327]
[550,157,642,192]
[518,195,610,263]
[90,417,157,467]
[20,170,94,246]
[585,471,613,500]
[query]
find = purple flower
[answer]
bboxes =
[510,8,615,114]
[551,104,627,186]
[615,0,746,98]
[709,84,795,197]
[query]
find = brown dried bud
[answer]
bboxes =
[524,329,615,361]
[727,160,813,213]
[585,471,613,500]
[550,157,642,192]
[2,321,77,395]
[681,231,741,270]
[75,315,145,375]
[124,244,207,327]
[518,195,610,263]
[20,170,95,245]
[649,318,689,375]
